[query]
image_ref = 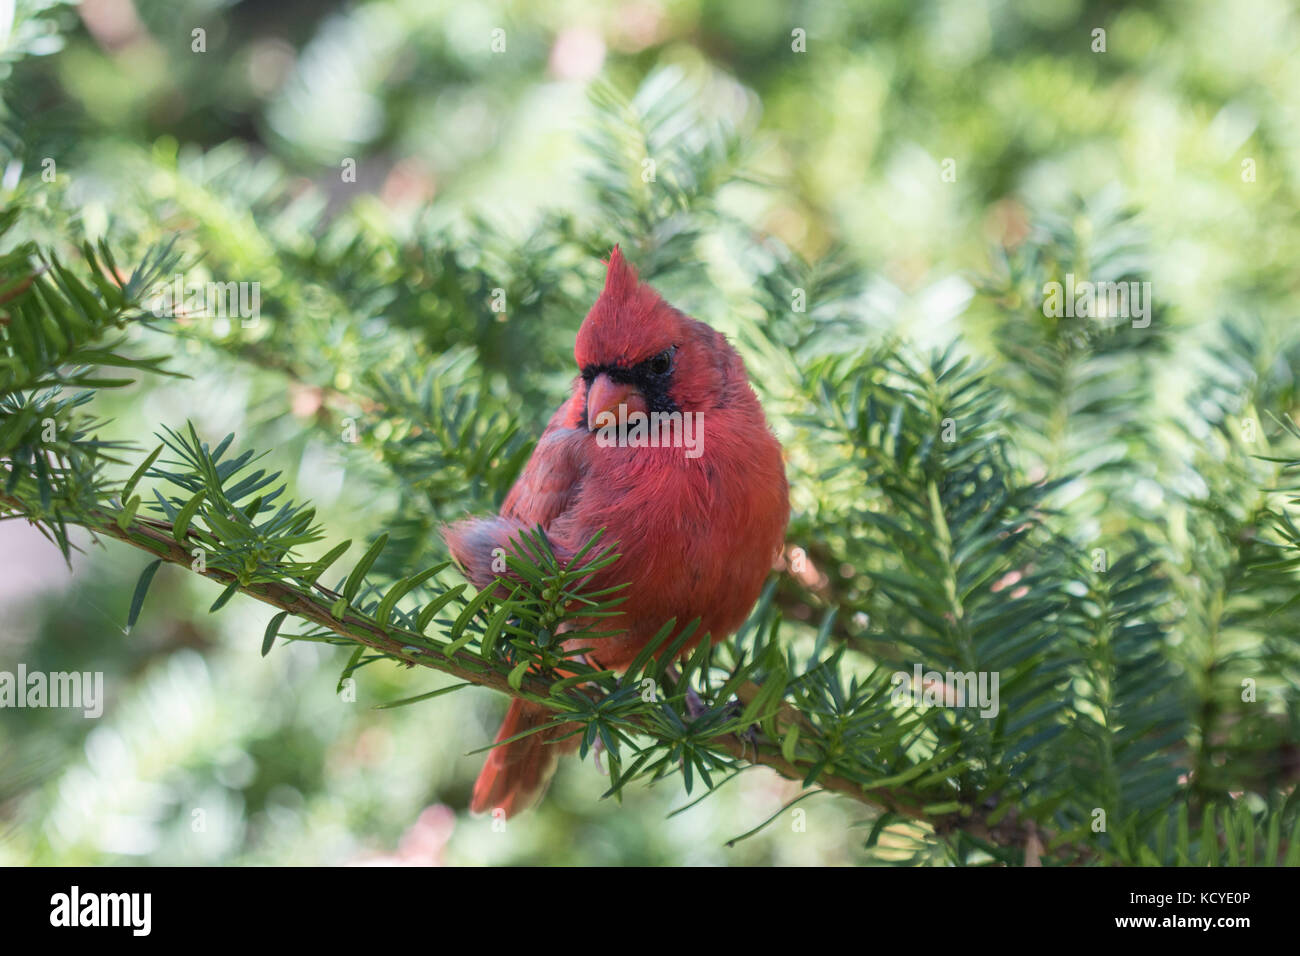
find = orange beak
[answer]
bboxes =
[586,373,646,432]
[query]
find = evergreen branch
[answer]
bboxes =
[0,487,954,829]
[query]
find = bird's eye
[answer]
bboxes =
[647,349,673,375]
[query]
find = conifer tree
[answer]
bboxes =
[1,0,1297,866]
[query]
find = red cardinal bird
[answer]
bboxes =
[443,247,788,817]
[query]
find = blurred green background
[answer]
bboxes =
[1,0,1298,865]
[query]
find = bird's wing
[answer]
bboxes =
[443,388,586,589]
[500,397,586,528]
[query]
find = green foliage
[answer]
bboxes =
[2,0,1299,867]
[0,204,181,554]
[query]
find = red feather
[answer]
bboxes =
[445,247,789,816]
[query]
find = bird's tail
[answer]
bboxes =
[470,698,580,818]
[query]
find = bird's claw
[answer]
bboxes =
[714,697,759,761]
[685,685,708,720]
[590,732,609,776]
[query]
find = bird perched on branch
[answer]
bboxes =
[444,247,788,817]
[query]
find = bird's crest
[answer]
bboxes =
[575,245,678,367]
[602,244,639,304]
